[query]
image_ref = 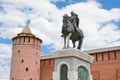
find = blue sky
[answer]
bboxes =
[0,0,120,80]
[52,0,120,10]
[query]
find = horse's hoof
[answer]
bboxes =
[77,47,81,50]
[61,35,64,37]
[63,47,66,49]
[67,46,69,48]
[73,46,76,48]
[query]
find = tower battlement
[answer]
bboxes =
[12,36,42,48]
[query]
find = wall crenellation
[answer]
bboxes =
[91,49,120,80]
[13,36,41,45]
[91,50,120,62]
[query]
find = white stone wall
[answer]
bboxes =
[51,48,94,80]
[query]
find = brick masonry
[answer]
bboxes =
[89,49,120,80]
[40,59,55,80]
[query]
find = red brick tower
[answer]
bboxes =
[10,23,42,80]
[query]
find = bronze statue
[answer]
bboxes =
[70,11,79,28]
[61,11,84,50]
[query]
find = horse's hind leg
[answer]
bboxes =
[77,38,83,50]
[72,40,76,48]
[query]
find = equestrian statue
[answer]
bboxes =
[61,11,84,50]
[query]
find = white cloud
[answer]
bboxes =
[0,44,12,58]
[59,1,120,49]
[0,0,120,49]
[50,0,65,3]
[0,44,11,80]
[0,71,10,80]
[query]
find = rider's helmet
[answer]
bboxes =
[71,11,75,16]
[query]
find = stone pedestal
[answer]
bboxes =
[52,48,94,80]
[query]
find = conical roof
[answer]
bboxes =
[21,24,32,34]
[13,22,42,43]
[17,23,35,37]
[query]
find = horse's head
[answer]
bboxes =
[63,14,70,25]
[63,14,69,20]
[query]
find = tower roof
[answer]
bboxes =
[17,23,35,37]
[21,24,32,34]
[12,21,42,43]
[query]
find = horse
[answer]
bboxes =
[61,14,84,50]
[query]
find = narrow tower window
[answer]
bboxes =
[36,61,37,64]
[96,53,98,61]
[38,69,39,73]
[44,60,45,66]
[19,38,21,43]
[108,52,110,60]
[24,37,25,42]
[21,59,24,63]
[26,67,29,71]
[114,51,116,60]
[37,40,38,44]
[33,39,35,44]
[18,50,20,53]
[28,37,30,42]
[36,52,38,55]
[49,59,51,66]
[102,53,104,61]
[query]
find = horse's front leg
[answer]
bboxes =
[63,36,66,49]
[67,33,72,48]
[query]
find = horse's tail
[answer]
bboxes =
[77,28,84,38]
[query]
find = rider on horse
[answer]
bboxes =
[61,11,84,50]
[61,11,80,37]
[70,11,79,32]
